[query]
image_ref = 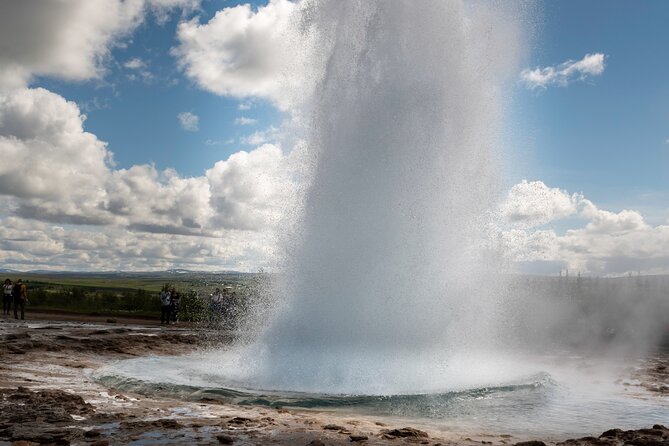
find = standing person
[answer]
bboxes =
[209,287,223,325]
[169,287,180,323]
[13,279,27,320]
[210,288,223,310]
[160,286,171,325]
[2,279,12,316]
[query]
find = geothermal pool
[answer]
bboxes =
[96,349,669,438]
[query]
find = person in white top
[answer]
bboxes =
[2,279,12,316]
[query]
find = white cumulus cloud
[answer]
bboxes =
[177,111,199,131]
[0,0,200,91]
[172,0,317,110]
[241,126,280,146]
[0,0,144,91]
[0,87,113,223]
[235,117,258,126]
[500,180,583,228]
[0,85,303,271]
[498,181,669,276]
[520,53,606,90]
[206,143,298,231]
[124,57,146,69]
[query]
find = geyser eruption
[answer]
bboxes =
[243,0,525,395]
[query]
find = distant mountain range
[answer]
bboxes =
[0,268,249,276]
[0,268,21,274]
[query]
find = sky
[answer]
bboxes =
[0,0,667,276]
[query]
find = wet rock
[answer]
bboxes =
[228,417,254,425]
[308,441,326,446]
[4,333,30,340]
[157,419,182,429]
[7,345,26,354]
[600,429,624,438]
[0,387,94,425]
[120,419,183,430]
[382,427,429,438]
[636,428,667,437]
[84,430,101,438]
[562,426,669,446]
[217,434,235,444]
[514,442,547,446]
[323,424,346,431]
[106,319,117,323]
[349,434,368,442]
[625,440,666,446]
[9,423,70,444]
[90,440,110,446]
[559,437,609,446]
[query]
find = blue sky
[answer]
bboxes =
[0,0,667,274]
[516,1,669,221]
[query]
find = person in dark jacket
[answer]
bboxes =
[169,287,180,323]
[13,279,27,320]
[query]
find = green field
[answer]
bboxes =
[8,271,264,320]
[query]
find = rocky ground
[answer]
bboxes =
[1,314,668,446]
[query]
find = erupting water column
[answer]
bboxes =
[247,0,525,395]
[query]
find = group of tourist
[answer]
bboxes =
[158,285,234,327]
[2,278,28,320]
[159,285,180,325]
